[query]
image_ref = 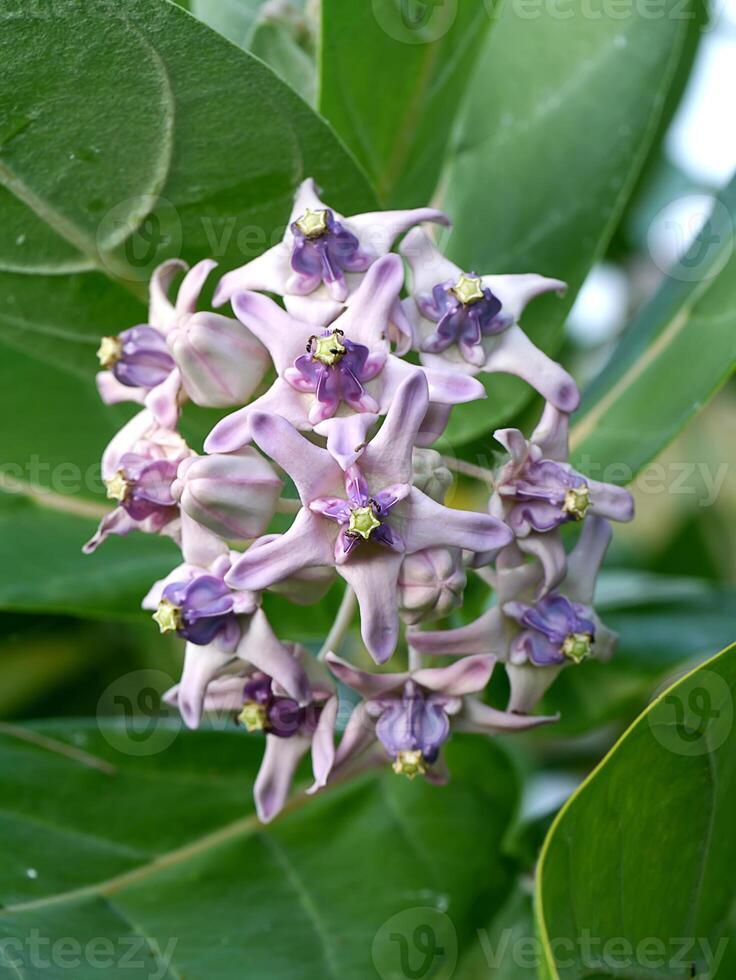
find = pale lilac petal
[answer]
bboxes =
[213,244,292,307]
[314,414,378,470]
[389,298,416,355]
[203,381,309,454]
[506,663,563,714]
[403,489,512,555]
[589,480,635,523]
[284,291,345,326]
[333,702,375,770]
[237,609,311,704]
[409,607,504,657]
[361,371,430,484]
[177,641,234,729]
[144,366,182,429]
[481,273,567,321]
[175,259,217,316]
[180,510,228,567]
[413,654,495,696]
[494,427,529,466]
[421,366,485,405]
[416,403,452,446]
[334,254,404,349]
[308,695,339,792]
[249,411,342,503]
[82,507,135,554]
[348,208,450,260]
[518,532,567,596]
[254,733,311,823]
[530,402,569,461]
[149,259,185,331]
[200,676,253,714]
[325,653,407,699]
[400,227,461,297]
[457,696,559,733]
[101,409,155,479]
[96,371,146,408]
[230,290,311,374]
[565,516,612,606]
[484,325,580,412]
[337,550,404,663]
[226,510,335,591]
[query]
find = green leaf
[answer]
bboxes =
[0,0,376,497]
[319,0,493,206]
[0,494,177,621]
[0,724,519,978]
[570,176,736,480]
[250,13,317,104]
[536,643,736,979]
[188,0,264,46]
[441,0,694,444]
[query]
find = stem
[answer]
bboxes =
[275,497,301,514]
[317,586,357,661]
[441,455,495,486]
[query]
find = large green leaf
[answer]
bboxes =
[536,643,736,979]
[319,0,493,207]
[570,176,736,479]
[0,0,376,496]
[0,724,519,978]
[0,494,177,621]
[441,0,694,444]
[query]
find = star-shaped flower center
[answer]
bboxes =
[562,484,591,521]
[348,505,382,540]
[392,749,427,779]
[97,335,122,369]
[153,598,183,634]
[105,469,131,503]
[450,274,485,306]
[295,208,329,239]
[238,701,268,732]
[309,330,347,366]
[561,632,593,664]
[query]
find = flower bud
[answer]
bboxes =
[411,448,452,503]
[168,312,271,408]
[398,547,466,625]
[173,450,282,540]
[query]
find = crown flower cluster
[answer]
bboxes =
[85,179,633,822]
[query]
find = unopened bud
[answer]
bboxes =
[398,547,466,625]
[411,448,452,503]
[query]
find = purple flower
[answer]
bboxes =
[419,276,510,363]
[410,517,618,713]
[289,207,371,300]
[204,255,485,453]
[504,594,596,666]
[212,178,450,351]
[489,404,634,592]
[96,259,269,428]
[84,411,192,554]
[222,373,513,663]
[155,574,241,649]
[326,653,554,780]
[165,653,338,822]
[400,229,579,412]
